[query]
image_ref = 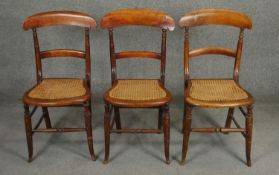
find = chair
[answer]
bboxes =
[22,11,96,162]
[179,9,254,166]
[100,9,175,164]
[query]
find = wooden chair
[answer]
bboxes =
[100,9,175,164]
[22,11,96,162]
[179,9,254,166]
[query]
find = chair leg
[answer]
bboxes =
[103,103,111,164]
[24,104,33,162]
[84,102,96,161]
[182,102,186,133]
[246,106,253,167]
[42,107,52,128]
[224,108,234,134]
[114,107,121,130]
[163,105,170,164]
[181,105,192,165]
[158,107,163,130]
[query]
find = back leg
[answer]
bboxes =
[103,104,111,164]
[224,108,234,134]
[24,104,33,162]
[246,106,253,167]
[42,107,52,128]
[114,107,121,130]
[182,103,186,133]
[163,105,170,164]
[181,105,192,165]
[158,107,163,130]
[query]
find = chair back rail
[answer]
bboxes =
[23,11,96,30]
[179,9,252,29]
[100,8,175,30]
[23,11,96,85]
[180,9,252,87]
[101,9,175,86]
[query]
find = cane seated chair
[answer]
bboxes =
[100,8,174,164]
[22,11,96,162]
[179,9,254,166]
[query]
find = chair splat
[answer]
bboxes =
[40,49,86,59]
[189,47,236,58]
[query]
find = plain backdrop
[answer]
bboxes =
[1,1,279,175]
[0,0,279,104]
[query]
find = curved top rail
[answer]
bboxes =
[179,9,252,29]
[100,8,175,31]
[23,11,97,30]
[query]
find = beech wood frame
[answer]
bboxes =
[22,11,96,162]
[179,9,254,167]
[101,8,175,164]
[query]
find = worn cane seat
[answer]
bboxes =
[104,79,171,107]
[185,79,254,107]
[23,78,91,106]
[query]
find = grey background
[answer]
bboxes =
[0,0,279,175]
[1,0,279,103]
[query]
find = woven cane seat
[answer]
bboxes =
[23,78,90,106]
[104,79,171,107]
[185,79,253,107]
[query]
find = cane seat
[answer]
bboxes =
[104,79,171,107]
[23,78,90,106]
[185,79,253,107]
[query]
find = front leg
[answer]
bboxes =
[84,101,96,161]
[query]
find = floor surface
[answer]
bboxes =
[0,100,278,175]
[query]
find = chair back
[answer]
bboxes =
[179,9,252,86]
[101,8,175,85]
[23,11,97,88]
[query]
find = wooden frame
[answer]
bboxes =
[179,9,254,166]
[22,11,96,162]
[100,8,175,164]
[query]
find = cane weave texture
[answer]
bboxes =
[109,80,167,101]
[28,79,86,100]
[189,80,248,102]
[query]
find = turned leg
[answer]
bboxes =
[103,103,111,164]
[246,106,253,167]
[163,105,170,164]
[42,107,52,128]
[158,107,163,130]
[114,107,121,130]
[181,105,192,165]
[24,104,33,162]
[84,101,96,161]
[224,108,235,134]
